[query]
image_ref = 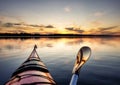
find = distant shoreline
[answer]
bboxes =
[0,33,120,39]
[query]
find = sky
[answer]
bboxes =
[0,0,120,35]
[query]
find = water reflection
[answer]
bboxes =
[0,37,120,85]
[0,37,120,58]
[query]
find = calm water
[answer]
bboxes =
[0,37,120,85]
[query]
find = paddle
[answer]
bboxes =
[70,46,91,85]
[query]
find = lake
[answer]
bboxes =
[0,37,120,85]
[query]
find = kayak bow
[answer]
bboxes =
[5,45,56,85]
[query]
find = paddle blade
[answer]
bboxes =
[72,46,91,74]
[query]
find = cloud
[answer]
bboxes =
[98,26,120,35]
[89,26,120,35]
[65,27,84,33]
[99,26,118,31]
[13,23,22,26]
[64,6,71,12]
[45,25,54,28]
[2,22,26,28]
[94,12,105,17]
[3,23,13,27]
[28,24,41,27]
[27,24,55,29]
[65,27,74,31]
